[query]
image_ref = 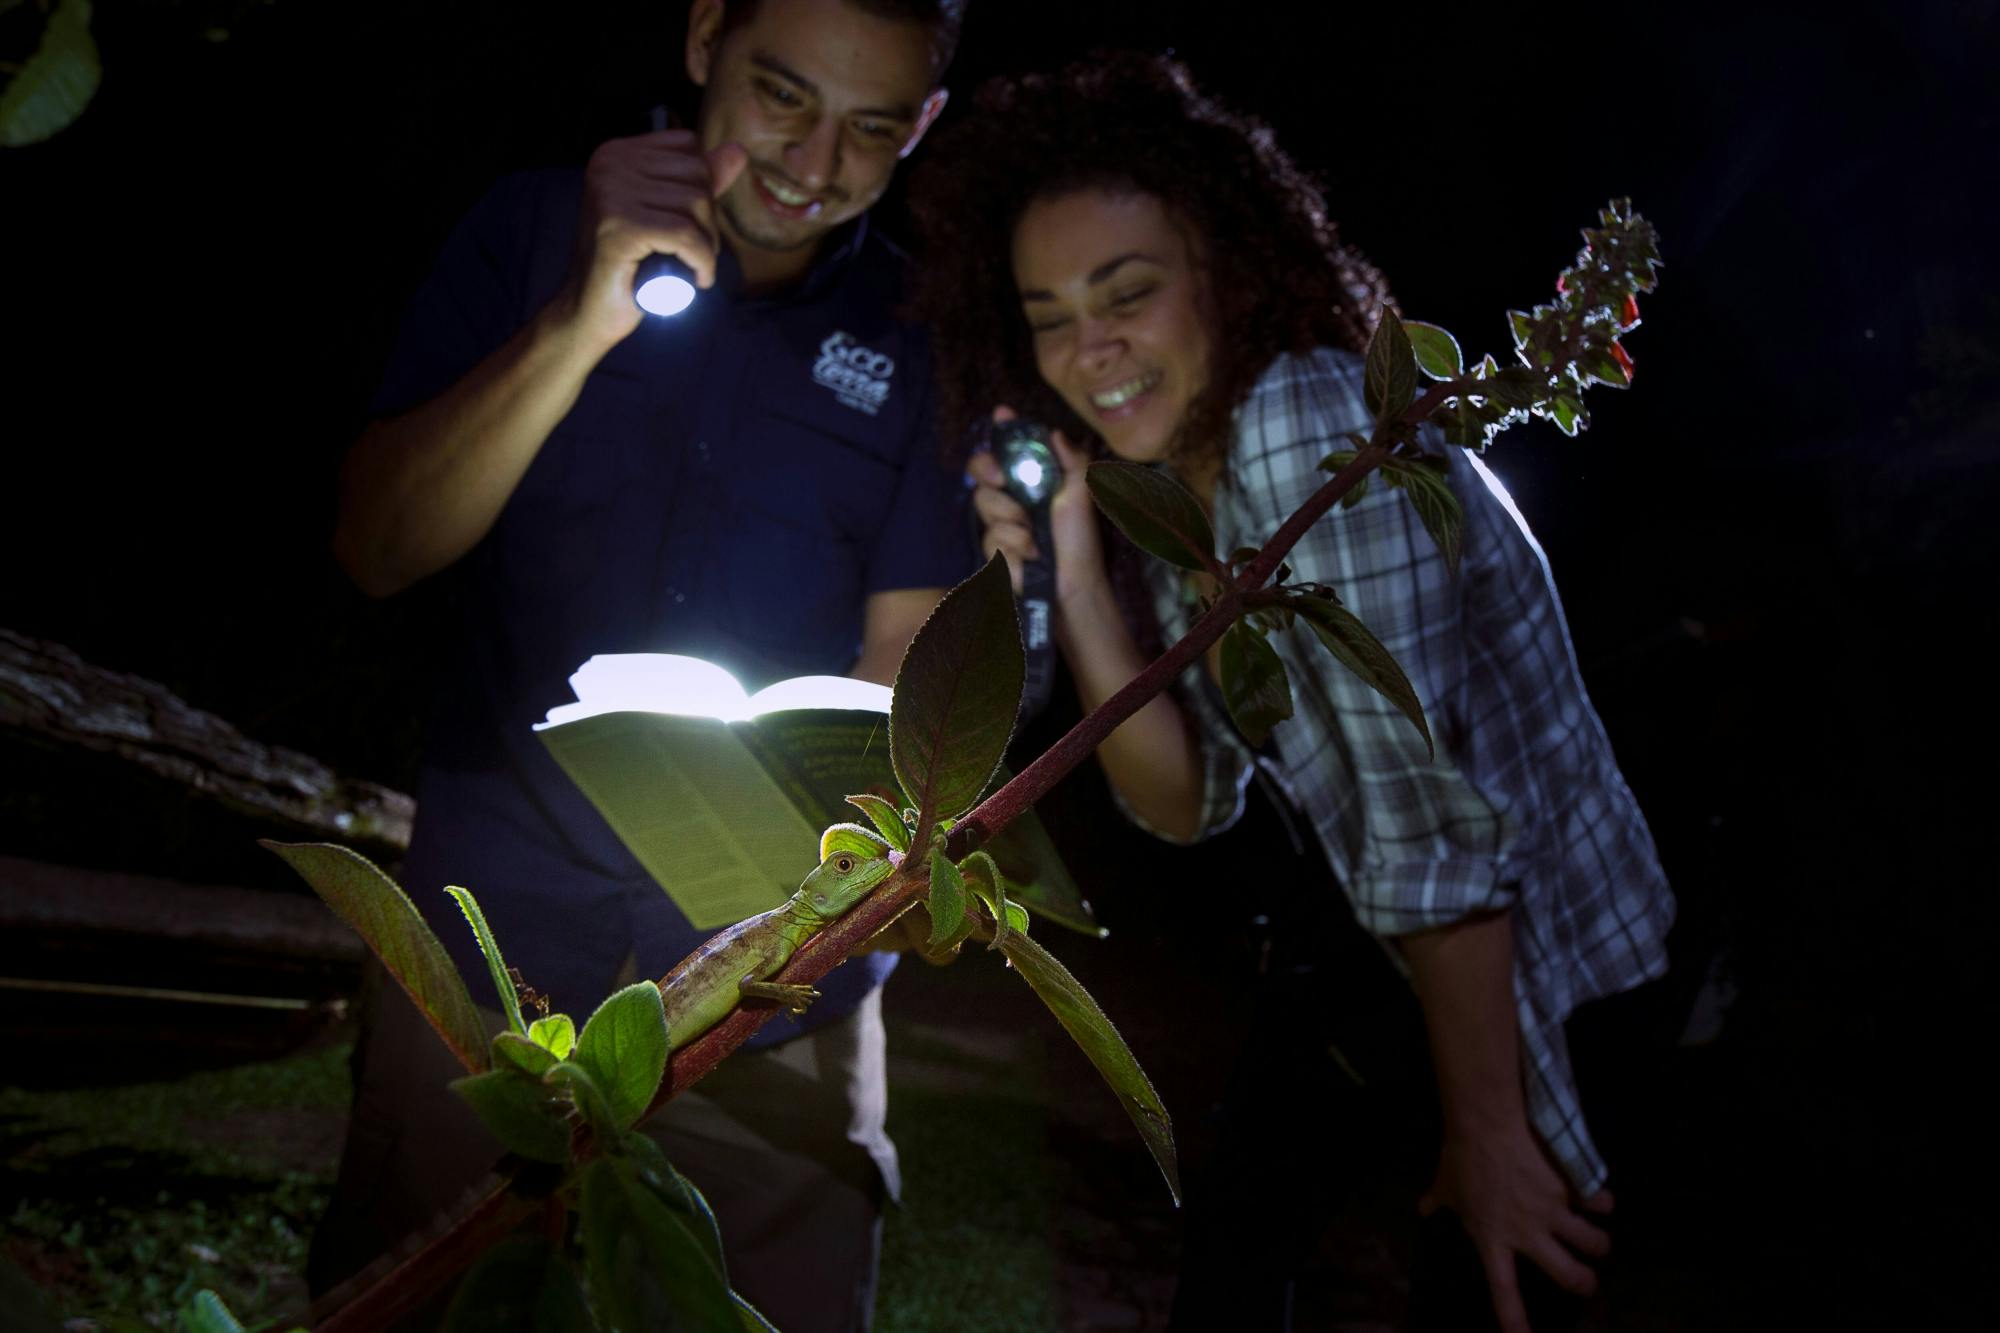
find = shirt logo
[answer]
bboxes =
[812,331,895,416]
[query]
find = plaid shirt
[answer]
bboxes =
[1130,348,1674,1194]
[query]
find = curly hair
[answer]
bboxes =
[907,50,1393,469]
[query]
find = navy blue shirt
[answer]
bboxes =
[374,170,973,1041]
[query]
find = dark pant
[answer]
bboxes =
[1166,905,1665,1332]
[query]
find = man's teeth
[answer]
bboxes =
[1092,372,1160,410]
[762,175,814,207]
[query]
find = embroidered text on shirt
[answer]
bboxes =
[812,332,895,416]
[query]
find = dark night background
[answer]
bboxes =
[4,0,1996,1327]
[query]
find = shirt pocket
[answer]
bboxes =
[706,410,900,671]
[489,373,671,608]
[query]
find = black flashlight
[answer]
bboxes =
[992,418,1062,718]
[632,105,699,318]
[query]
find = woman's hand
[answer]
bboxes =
[966,409,1106,609]
[1422,1117,1613,1333]
[1400,911,1610,1333]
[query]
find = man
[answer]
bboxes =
[312,3,968,1327]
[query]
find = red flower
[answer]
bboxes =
[1610,341,1635,382]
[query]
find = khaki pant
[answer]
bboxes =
[310,960,899,1332]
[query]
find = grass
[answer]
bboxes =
[1,1000,1069,1331]
[1,1041,352,1330]
[876,1021,1062,1332]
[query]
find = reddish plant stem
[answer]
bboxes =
[657,382,1480,1102]
[312,1174,534,1333]
[331,362,1482,1325]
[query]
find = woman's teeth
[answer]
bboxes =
[1092,371,1161,410]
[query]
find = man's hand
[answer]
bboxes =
[561,130,749,352]
[1421,1116,1613,1333]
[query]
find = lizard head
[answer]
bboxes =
[802,824,897,919]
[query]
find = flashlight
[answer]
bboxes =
[992,418,1062,718]
[634,254,698,317]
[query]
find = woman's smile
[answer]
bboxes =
[1012,189,1214,465]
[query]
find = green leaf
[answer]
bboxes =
[441,1236,593,1333]
[448,1070,573,1164]
[616,1136,775,1330]
[528,1013,576,1059]
[1579,347,1631,388]
[1287,593,1434,757]
[1380,456,1466,577]
[890,553,1023,825]
[444,886,526,1037]
[1363,306,1417,423]
[1480,366,1545,409]
[926,847,968,947]
[174,1290,245,1333]
[1084,461,1218,573]
[961,850,1028,940]
[1550,394,1585,436]
[1218,621,1294,749]
[575,982,670,1128]
[1404,321,1464,380]
[846,793,910,852]
[1341,475,1371,509]
[262,841,489,1073]
[996,930,1180,1204]
[0,0,100,147]
[618,1131,726,1275]
[1315,448,1359,476]
[581,1155,741,1333]
[547,1060,620,1139]
[493,1031,559,1077]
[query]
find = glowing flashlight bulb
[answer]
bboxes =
[634,255,698,317]
[1011,458,1046,491]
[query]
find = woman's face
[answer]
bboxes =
[1012,189,1213,465]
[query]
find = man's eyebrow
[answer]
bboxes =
[1018,252,1162,301]
[748,52,918,122]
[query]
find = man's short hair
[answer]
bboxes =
[719,0,966,79]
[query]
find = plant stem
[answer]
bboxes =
[648,403,1440,1105]
[311,1174,534,1333]
[333,355,1478,1324]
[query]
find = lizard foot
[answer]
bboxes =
[740,980,821,1015]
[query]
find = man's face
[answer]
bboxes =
[687,0,943,281]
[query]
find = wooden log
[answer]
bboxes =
[0,627,412,859]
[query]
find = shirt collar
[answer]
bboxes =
[715,213,870,306]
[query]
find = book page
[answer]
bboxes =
[538,712,821,928]
[747,675,891,717]
[542,654,752,727]
[733,710,897,828]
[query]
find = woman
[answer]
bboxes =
[908,53,1674,1333]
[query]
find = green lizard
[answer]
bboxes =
[656,823,899,1051]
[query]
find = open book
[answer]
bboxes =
[536,654,1099,935]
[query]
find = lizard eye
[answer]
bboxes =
[834,854,854,873]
